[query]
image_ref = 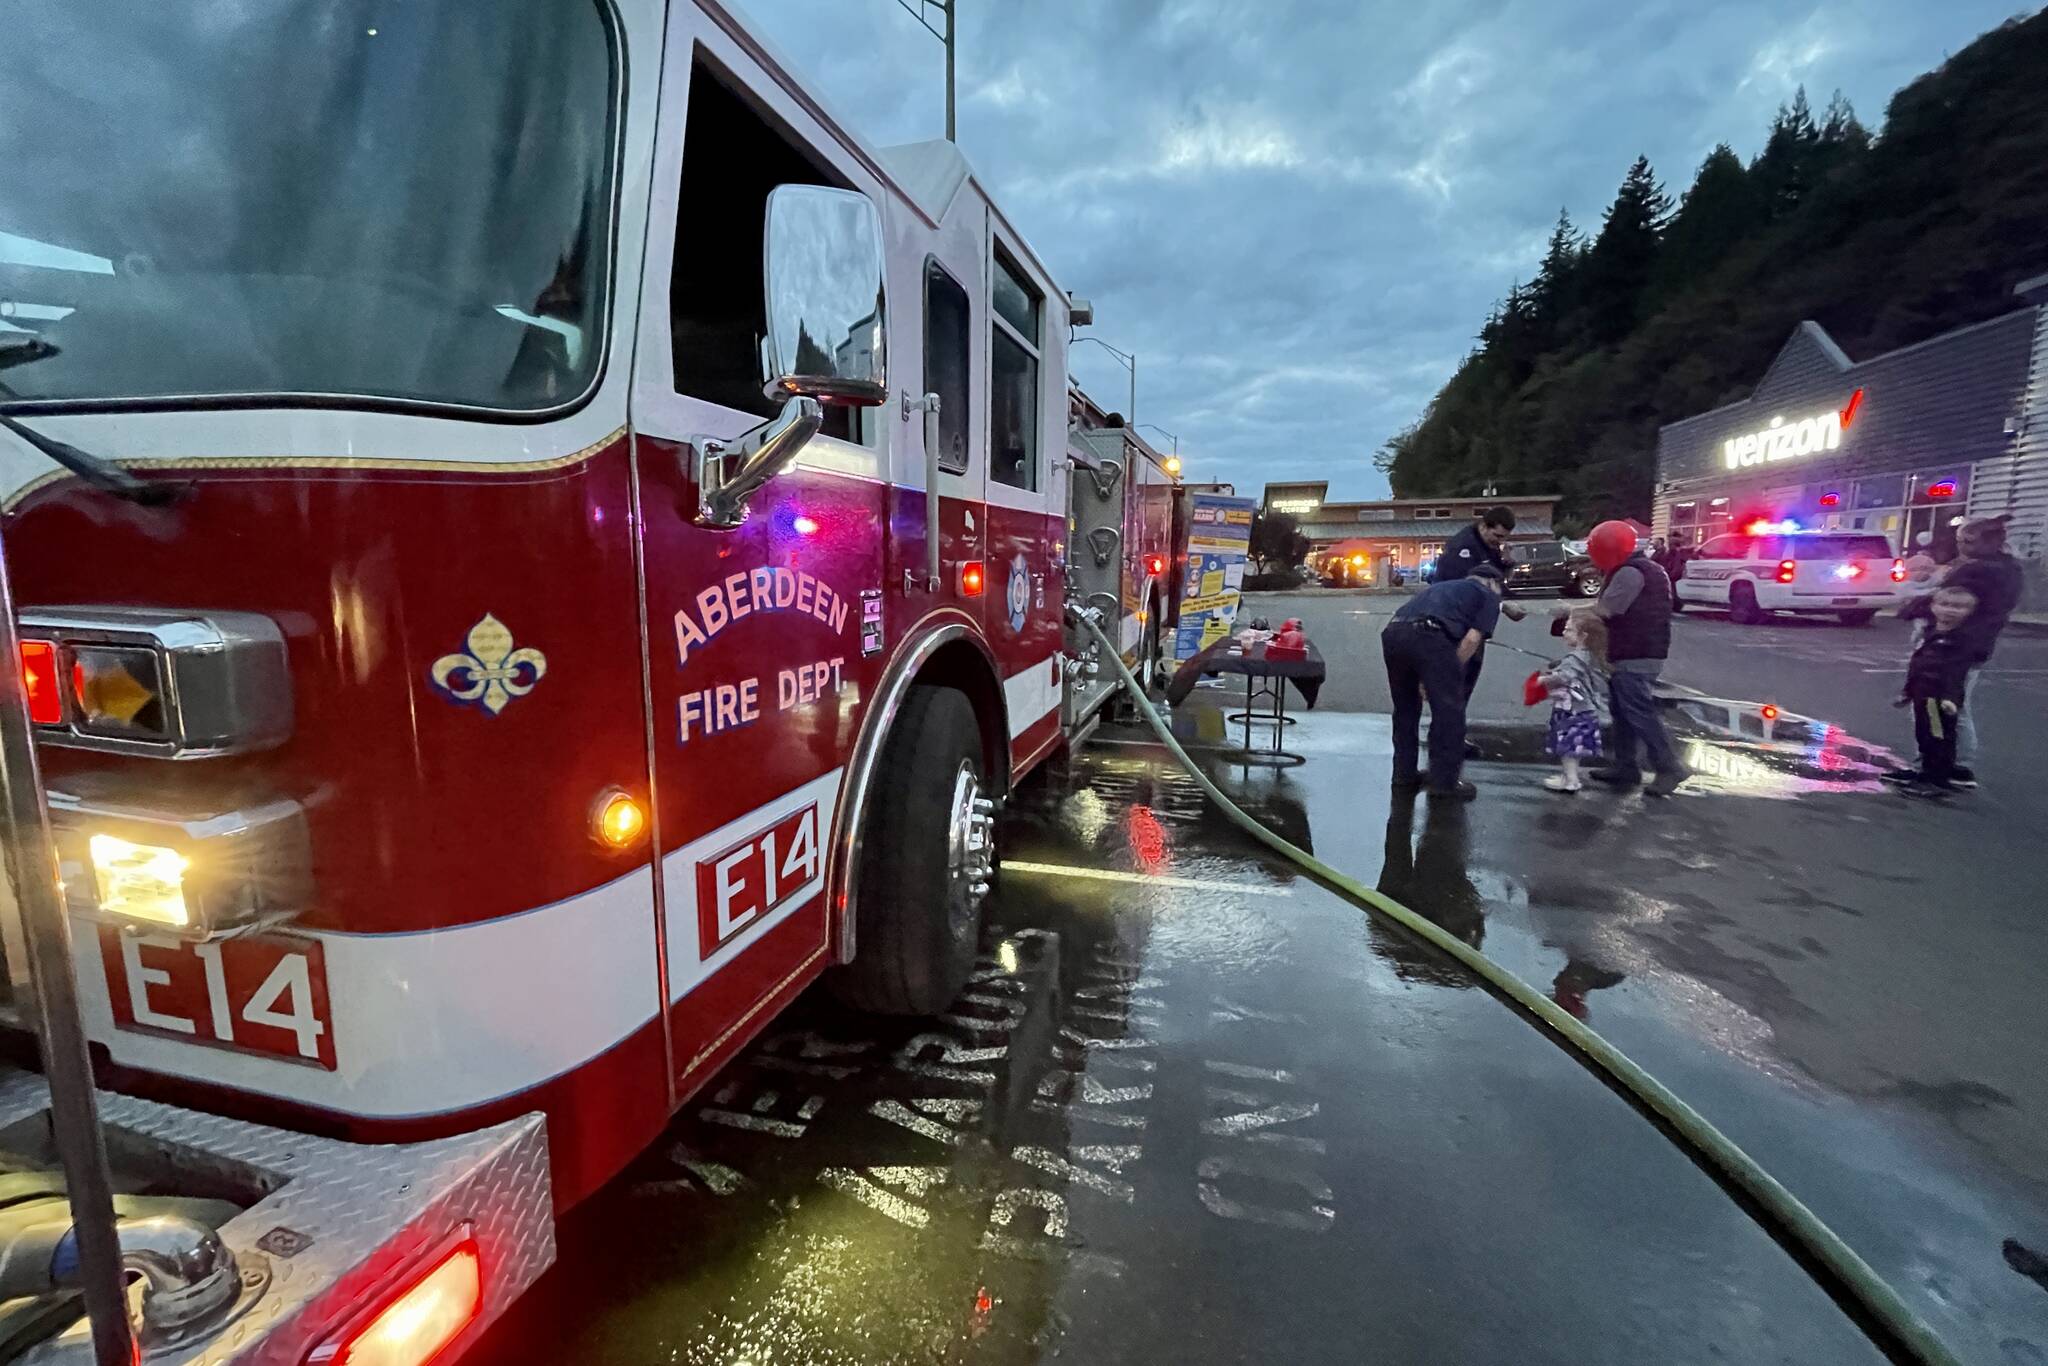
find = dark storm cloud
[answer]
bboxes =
[757,0,2027,497]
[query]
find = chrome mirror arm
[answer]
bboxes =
[688,395,823,529]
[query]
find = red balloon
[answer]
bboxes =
[1586,520,1638,573]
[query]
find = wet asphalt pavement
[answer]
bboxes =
[476,596,2048,1365]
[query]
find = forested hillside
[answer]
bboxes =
[1377,9,2048,532]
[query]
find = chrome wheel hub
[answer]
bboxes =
[946,761,997,930]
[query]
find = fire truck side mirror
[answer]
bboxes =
[690,186,886,528]
[761,185,888,408]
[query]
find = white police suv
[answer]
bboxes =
[1674,529,1905,625]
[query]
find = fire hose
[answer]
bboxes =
[1070,608,1960,1366]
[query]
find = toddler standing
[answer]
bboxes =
[1892,585,1980,797]
[1537,611,1608,793]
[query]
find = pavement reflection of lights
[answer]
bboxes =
[1684,740,1792,794]
[1002,860,1289,897]
[1057,789,1115,845]
[1128,804,1169,872]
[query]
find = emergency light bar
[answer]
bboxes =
[19,607,291,758]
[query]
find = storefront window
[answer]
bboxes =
[1908,469,1968,506]
[1670,502,1698,526]
[1854,476,1906,510]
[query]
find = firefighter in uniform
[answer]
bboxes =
[1432,506,1526,733]
[1383,562,1505,800]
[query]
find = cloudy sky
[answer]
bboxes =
[754,0,2028,499]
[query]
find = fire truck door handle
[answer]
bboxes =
[904,391,943,591]
[1087,527,1121,567]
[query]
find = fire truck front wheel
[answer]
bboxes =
[833,684,992,1014]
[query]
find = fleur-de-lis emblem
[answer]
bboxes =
[430,614,548,715]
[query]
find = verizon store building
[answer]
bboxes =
[1654,275,2048,563]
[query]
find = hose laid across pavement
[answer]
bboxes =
[1072,610,1960,1366]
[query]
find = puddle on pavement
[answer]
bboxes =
[471,735,1903,1366]
[1157,681,1905,800]
[1463,694,1905,798]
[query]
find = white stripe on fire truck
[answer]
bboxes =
[1003,656,1062,740]
[70,867,664,1118]
[663,769,843,1005]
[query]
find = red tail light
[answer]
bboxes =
[309,1238,483,1366]
[958,562,985,597]
[1890,558,1907,583]
[19,640,62,725]
[1760,704,1780,722]
[1775,559,1797,584]
[1144,553,1166,576]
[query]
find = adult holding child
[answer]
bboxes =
[1575,521,1689,797]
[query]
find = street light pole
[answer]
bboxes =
[1137,423,1178,457]
[1071,335,1136,427]
[895,0,957,142]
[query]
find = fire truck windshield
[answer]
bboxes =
[0,0,618,415]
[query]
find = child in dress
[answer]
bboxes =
[1537,610,1608,793]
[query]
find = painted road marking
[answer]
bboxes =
[1197,995,1336,1233]
[820,1164,949,1228]
[870,1097,972,1146]
[698,1080,822,1138]
[1212,997,1306,1026]
[666,1144,747,1194]
[1012,1144,1137,1202]
[1197,1153,1337,1232]
[1201,1087,1321,1141]
[893,1032,1005,1087]
[1204,1058,1298,1084]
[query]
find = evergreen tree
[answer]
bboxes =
[1381,13,2048,518]
[1751,86,1821,216]
[1650,144,1758,304]
[1580,156,1670,344]
[1818,89,1870,151]
[1529,208,1586,346]
[1811,89,1872,186]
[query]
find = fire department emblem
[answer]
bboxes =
[1004,553,1030,633]
[430,614,548,715]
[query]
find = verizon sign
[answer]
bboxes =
[1722,389,1864,471]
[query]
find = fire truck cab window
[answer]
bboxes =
[925,263,971,473]
[0,0,617,414]
[670,61,876,445]
[990,247,1042,491]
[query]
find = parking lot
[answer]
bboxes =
[475,593,2048,1364]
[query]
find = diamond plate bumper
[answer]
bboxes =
[0,1066,553,1365]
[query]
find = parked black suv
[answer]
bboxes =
[1506,541,1604,597]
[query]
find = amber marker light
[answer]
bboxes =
[592,789,648,850]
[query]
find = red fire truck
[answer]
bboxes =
[0,1,1182,1361]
